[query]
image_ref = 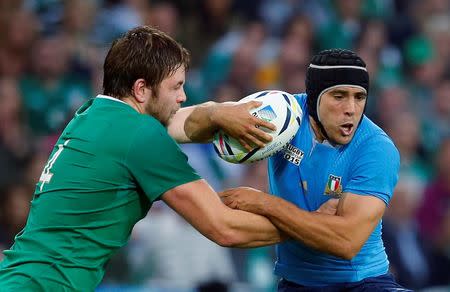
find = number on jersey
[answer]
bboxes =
[39,140,70,191]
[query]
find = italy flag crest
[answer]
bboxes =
[325,174,343,198]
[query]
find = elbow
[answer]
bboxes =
[207,216,245,247]
[333,241,361,260]
[211,228,242,247]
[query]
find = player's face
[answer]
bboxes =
[145,66,187,126]
[318,86,367,145]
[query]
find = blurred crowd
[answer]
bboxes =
[0,0,449,291]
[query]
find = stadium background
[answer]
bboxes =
[0,0,449,291]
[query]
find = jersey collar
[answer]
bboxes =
[96,94,137,111]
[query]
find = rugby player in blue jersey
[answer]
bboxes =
[220,49,412,291]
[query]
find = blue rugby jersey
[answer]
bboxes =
[268,93,400,286]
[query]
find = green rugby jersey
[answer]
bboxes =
[0,95,200,291]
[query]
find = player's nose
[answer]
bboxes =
[344,98,356,116]
[178,90,187,103]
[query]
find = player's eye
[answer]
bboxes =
[356,95,367,101]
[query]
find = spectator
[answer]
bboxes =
[0,78,33,186]
[383,178,433,290]
[60,0,99,79]
[0,9,40,78]
[19,34,92,137]
[385,110,431,191]
[422,77,450,157]
[416,137,450,286]
[0,182,33,249]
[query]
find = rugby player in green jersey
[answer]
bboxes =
[0,26,283,291]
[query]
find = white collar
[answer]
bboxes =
[96,94,128,105]
[96,94,136,111]
[309,124,341,149]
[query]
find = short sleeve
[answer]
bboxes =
[344,136,400,205]
[126,118,201,202]
[294,93,307,106]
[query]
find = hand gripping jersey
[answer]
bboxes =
[0,95,200,291]
[268,94,400,286]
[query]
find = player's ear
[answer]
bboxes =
[132,78,148,103]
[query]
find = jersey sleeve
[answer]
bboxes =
[126,118,201,202]
[344,136,400,205]
[294,93,307,106]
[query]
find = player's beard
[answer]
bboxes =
[145,90,170,127]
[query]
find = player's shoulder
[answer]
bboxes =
[136,114,167,135]
[353,116,399,157]
[129,115,174,149]
[360,117,394,143]
[293,93,309,118]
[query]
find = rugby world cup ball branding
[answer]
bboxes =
[213,90,302,164]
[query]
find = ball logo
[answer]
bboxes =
[253,105,277,122]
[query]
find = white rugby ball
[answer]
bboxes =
[213,90,302,164]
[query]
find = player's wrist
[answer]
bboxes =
[257,193,274,216]
[208,101,224,129]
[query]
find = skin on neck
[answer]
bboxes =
[121,95,146,114]
[117,78,152,115]
[309,116,326,143]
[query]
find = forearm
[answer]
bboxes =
[162,180,283,249]
[168,106,197,143]
[168,102,220,143]
[221,188,385,258]
[173,100,274,149]
[222,208,284,248]
[260,197,356,259]
[183,101,219,143]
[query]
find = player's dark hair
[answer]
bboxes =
[102,26,190,98]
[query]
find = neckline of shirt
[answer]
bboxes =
[96,94,131,106]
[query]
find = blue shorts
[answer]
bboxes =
[278,273,413,291]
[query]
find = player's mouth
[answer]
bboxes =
[339,123,354,136]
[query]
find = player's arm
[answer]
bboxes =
[167,104,197,143]
[161,179,285,248]
[220,136,400,259]
[168,101,275,150]
[220,188,385,259]
[263,192,385,260]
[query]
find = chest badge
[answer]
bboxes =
[325,174,343,198]
[283,144,304,166]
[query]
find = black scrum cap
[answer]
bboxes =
[305,49,369,124]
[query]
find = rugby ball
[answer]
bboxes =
[213,90,302,164]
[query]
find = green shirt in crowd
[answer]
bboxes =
[0,95,200,291]
[20,75,92,136]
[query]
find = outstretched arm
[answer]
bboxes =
[161,180,285,248]
[168,101,276,150]
[220,188,385,259]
